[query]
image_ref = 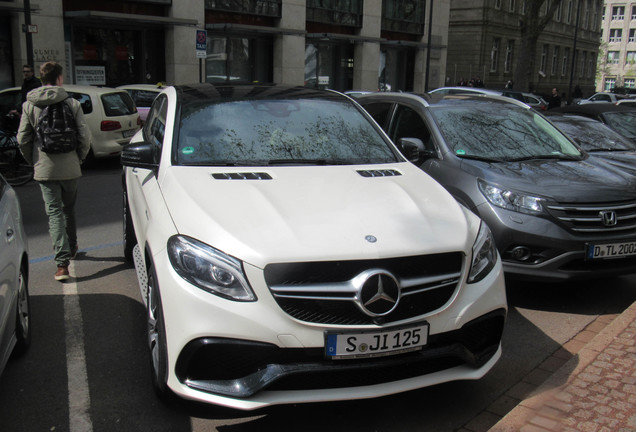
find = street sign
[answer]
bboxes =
[196,29,207,58]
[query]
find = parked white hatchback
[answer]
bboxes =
[0,85,140,160]
[121,83,507,410]
[63,85,140,159]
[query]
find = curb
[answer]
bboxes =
[488,300,636,432]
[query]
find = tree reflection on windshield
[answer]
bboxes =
[431,104,581,161]
[177,99,398,166]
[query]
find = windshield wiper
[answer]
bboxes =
[267,159,354,165]
[181,161,266,167]
[455,154,504,163]
[505,154,580,162]
[586,148,630,153]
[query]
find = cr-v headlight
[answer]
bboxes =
[168,235,256,301]
[478,179,544,214]
[468,222,498,284]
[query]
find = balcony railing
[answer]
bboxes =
[382,0,426,35]
[205,0,281,17]
[306,0,363,27]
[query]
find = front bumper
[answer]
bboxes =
[149,247,507,410]
[478,203,636,282]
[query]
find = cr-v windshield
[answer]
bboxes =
[430,102,583,161]
[176,99,399,166]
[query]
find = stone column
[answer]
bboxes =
[12,0,65,84]
[273,0,306,85]
[353,0,382,91]
[414,0,449,93]
[166,0,204,85]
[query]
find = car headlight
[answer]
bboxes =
[167,235,256,301]
[468,222,498,284]
[478,179,544,214]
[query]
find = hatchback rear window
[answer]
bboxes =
[126,90,161,108]
[101,92,136,116]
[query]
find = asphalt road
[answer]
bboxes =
[0,159,634,432]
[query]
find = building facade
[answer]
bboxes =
[0,0,449,93]
[598,1,636,91]
[446,0,602,98]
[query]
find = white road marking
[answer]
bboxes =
[63,261,93,432]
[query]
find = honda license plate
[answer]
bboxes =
[325,323,429,359]
[586,241,636,260]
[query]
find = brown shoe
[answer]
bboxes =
[55,266,69,281]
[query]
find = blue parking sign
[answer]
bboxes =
[196,30,207,51]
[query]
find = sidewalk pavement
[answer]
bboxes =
[487,300,636,432]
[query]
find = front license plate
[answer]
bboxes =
[586,241,636,260]
[325,323,429,359]
[122,129,136,138]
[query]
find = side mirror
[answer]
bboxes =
[121,141,159,170]
[398,137,438,163]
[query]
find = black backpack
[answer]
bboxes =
[36,98,78,154]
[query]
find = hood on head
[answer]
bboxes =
[27,86,69,107]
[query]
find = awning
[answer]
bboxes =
[0,1,40,13]
[206,23,305,36]
[64,10,199,27]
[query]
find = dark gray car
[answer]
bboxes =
[357,92,636,282]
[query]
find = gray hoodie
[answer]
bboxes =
[17,86,91,181]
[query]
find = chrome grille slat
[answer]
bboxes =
[264,253,464,325]
[270,272,462,301]
[546,200,636,234]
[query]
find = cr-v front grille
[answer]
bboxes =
[264,252,464,325]
[546,200,636,233]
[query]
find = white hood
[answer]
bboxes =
[159,163,475,268]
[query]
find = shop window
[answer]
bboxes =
[379,47,415,92]
[304,42,354,92]
[71,26,165,86]
[306,0,363,27]
[382,0,426,35]
[205,35,273,83]
[204,0,281,17]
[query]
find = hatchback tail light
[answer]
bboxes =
[101,120,122,131]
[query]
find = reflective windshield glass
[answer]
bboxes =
[177,99,398,165]
[430,102,582,161]
[603,112,636,139]
[552,118,636,151]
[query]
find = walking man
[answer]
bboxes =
[17,61,91,281]
[547,87,562,110]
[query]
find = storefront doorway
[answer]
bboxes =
[69,25,165,87]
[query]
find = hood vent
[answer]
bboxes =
[357,169,402,178]
[212,172,273,180]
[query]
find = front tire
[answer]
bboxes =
[13,265,31,356]
[146,262,170,400]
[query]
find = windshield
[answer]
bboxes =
[603,112,636,139]
[551,118,636,152]
[176,99,398,166]
[430,102,582,161]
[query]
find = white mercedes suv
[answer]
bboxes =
[121,83,507,410]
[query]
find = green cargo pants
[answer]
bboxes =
[39,179,78,267]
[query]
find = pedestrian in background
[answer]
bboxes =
[547,87,562,110]
[16,61,91,281]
